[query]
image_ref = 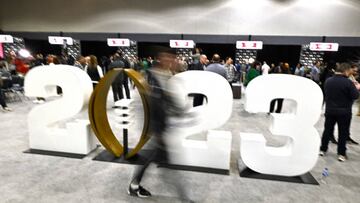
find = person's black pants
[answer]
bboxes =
[0,88,7,108]
[130,137,168,185]
[320,113,351,156]
[112,82,124,102]
[122,78,131,99]
[269,99,284,113]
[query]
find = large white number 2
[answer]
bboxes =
[241,74,323,176]
[24,65,97,154]
[166,71,233,171]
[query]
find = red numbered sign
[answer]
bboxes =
[107,38,130,47]
[236,41,263,50]
[309,42,339,52]
[0,35,14,43]
[48,36,74,45]
[170,40,195,48]
[0,43,4,58]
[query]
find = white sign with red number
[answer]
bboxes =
[0,43,4,58]
[309,42,339,52]
[0,35,14,43]
[107,38,130,47]
[170,40,195,48]
[236,41,263,50]
[48,36,74,45]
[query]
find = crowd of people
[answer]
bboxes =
[1,47,359,201]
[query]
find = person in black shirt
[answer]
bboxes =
[319,63,359,162]
[108,53,125,102]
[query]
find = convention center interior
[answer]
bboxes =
[1,0,360,202]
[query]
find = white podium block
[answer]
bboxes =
[168,130,232,171]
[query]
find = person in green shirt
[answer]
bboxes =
[244,61,261,86]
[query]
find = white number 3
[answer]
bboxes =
[241,74,323,176]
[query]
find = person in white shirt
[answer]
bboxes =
[261,61,270,75]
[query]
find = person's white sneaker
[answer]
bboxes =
[319,151,326,156]
[37,100,45,104]
[32,99,40,104]
[2,107,12,112]
[338,155,347,162]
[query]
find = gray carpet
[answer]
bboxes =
[1,91,360,203]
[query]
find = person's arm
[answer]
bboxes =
[348,80,359,100]
[97,65,104,78]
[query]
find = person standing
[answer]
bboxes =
[319,63,359,162]
[108,53,125,102]
[261,61,270,75]
[205,54,226,79]
[0,72,12,112]
[118,52,131,99]
[244,61,260,87]
[84,55,104,89]
[73,56,86,70]
[311,61,321,84]
[347,64,360,144]
[224,57,236,87]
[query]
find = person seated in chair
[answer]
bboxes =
[0,77,12,112]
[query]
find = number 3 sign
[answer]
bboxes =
[242,74,323,176]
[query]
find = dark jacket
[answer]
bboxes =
[324,74,359,115]
[205,63,226,78]
[188,62,205,71]
[108,59,125,83]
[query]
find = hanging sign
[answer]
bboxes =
[0,35,14,43]
[0,43,4,58]
[48,36,74,45]
[170,40,195,48]
[309,42,339,52]
[107,38,130,47]
[236,41,263,50]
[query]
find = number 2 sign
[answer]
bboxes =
[236,41,263,50]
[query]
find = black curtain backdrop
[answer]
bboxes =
[81,41,118,59]
[137,42,169,59]
[256,45,301,67]
[196,43,236,62]
[24,39,62,56]
[324,46,360,64]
